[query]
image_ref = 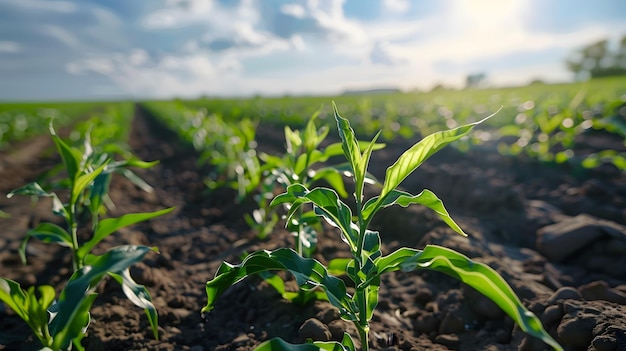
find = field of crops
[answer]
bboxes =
[1,78,626,351]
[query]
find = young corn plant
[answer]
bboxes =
[0,245,157,351]
[203,103,562,351]
[255,112,358,254]
[252,112,383,251]
[3,122,173,349]
[250,112,375,304]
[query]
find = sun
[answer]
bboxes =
[454,0,525,29]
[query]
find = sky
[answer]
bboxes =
[0,0,625,101]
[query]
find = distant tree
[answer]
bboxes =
[430,83,451,92]
[465,73,486,88]
[566,36,626,80]
[529,78,546,85]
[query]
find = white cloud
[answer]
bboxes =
[141,0,216,29]
[66,49,244,98]
[14,0,626,100]
[0,41,21,54]
[383,0,410,13]
[44,25,81,48]
[281,3,306,19]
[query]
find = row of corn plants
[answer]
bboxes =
[143,97,562,349]
[182,77,625,170]
[1,114,173,350]
[0,101,123,150]
[201,103,563,350]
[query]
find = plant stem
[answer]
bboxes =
[358,324,369,351]
[354,184,372,350]
[71,225,80,270]
[355,287,370,351]
[69,202,81,271]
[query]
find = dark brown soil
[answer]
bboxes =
[1,105,626,351]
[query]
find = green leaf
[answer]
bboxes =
[271,183,308,207]
[117,168,154,193]
[0,277,29,325]
[109,269,159,340]
[294,153,309,176]
[77,207,174,261]
[327,258,352,276]
[120,158,159,169]
[333,102,381,202]
[49,292,97,351]
[20,222,73,264]
[203,248,355,321]
[303,111,327,153]
[285,126,302,153]
[71,162,108,205]
[355,131,381,201]
[362,189,465,236]
[375,245,563,351]
[7,182,50,198]
[293,187,357,252]
[378,114,494,209]
[254,337,353,351]
[50,122,82,184]
[321,142,349,160]
[88,172,112,217]
[274,185,356,252]
[323,141,385,162]
[311,168,348,198]
[27,285,56,343]
[260,272,326,305]
[333,103,361,185]
[0,278,56,348]
[7,183,68,219]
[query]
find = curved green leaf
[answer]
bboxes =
[332,103,361,186]
[327,258,352,276]
[20,222,73,264]
[272,185,356,251]
[109,269,159,340]
[0,279,55,347]
[120,158,159,169]
[88,173,112,217]
[310,168,348,198]
[71,162,108,205]
[203,248,355,321]
[0,278,29,325]
[28,285,56,344]
[301,188,357,252]
[377,113,495,209]
[50,293,96,351]
[77,207,174,261]
[50,122,81,183]
[362,189,465,236]
[7,182,50,198]
[254,336,353,351]
[333,103,381,202]
[375,245,562,351]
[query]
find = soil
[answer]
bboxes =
[1,104,626,351]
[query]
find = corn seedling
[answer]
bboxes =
[203,103,562,351]
[0,245,157,351]
[255,112,349,252]
[3,122,173,349]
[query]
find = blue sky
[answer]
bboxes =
[0,0,625,101]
